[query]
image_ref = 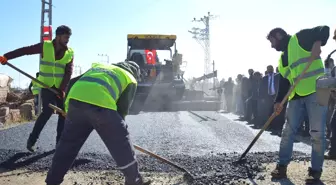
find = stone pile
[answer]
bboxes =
[0,91,35,127]
[0,74,35,127]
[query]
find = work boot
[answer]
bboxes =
[26,135,36,153]
[270,164,287,179]
[305,167,322,184]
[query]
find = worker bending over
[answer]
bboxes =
[0,25,74,152]
[267,26,329,183]
[45,61,151,185]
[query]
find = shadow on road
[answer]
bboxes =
[271,177,326,185]
[0,149,55,173]
[271,178,295,185]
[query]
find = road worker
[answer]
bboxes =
[28,72,41,115]
[0,25,74,152]
[45,61,151,185]
[267,26,330,183]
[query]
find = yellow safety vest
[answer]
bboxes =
[31,80,41,95]
[278,35,324,101]
[64,62,137,112]
[37,40,74,88]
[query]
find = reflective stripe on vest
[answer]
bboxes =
[77,67,123,100]
[39,61,66,78]
[281,35,324,100]
[37,40,74,88]
[64,63,137,112]
[283,56,322,80]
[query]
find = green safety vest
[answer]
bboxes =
[278,35,324,101]
[37,40,74,88]
[64,62,137,112]
[31,80,41,95]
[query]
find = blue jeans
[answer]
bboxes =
[278,92,327,171]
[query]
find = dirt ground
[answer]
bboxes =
[232,160,336,185]
[0,169,187,185]
[1,160,336,185]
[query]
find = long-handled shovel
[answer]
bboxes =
[48,104,194,181]
[235,56,319,163]
[5,62,60,96]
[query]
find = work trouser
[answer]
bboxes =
[242,95,249,118]
[326,97,335,138]
[245,98,258,123]
[224,94,233,112]
[29,88,65,144]
[45,99,141,185]
[278,93,327,171]
[33,95,39,116]
[235,94,244,115]
[327,105,336,155]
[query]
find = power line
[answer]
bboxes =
[188,12,217,79]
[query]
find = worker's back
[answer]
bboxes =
[64,63,137,112]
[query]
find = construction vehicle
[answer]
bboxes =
[126,34,220,114]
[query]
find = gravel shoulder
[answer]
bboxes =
[0,169,187,185]
[232,160,336,185]
[1,160,336,185]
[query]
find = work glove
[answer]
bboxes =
[0,56,8,65]
[57,90,65,100]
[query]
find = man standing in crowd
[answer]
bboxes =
[265,65,282,131]
[325,57,335,138]
[224,77,234,112]
[234,74,244,115]
[240,75,249,120]
[247,71,262,125]
[241,69,254,121]
[267,25,329,183]
[325,28,336,160]
[0,25,74,152]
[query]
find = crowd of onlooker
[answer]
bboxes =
[218,59,336,140]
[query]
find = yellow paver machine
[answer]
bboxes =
[126,34,220,114]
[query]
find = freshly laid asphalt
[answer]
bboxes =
[0,111,312,184]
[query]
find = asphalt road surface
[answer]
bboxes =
[0,111,312,184]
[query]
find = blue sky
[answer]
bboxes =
[0,0,335,88]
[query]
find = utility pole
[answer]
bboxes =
[98,54,110,64]
[212,60,215,89]
[38,0,53,115]
[188,12,217,91]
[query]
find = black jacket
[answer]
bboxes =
[275,25,330,103]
